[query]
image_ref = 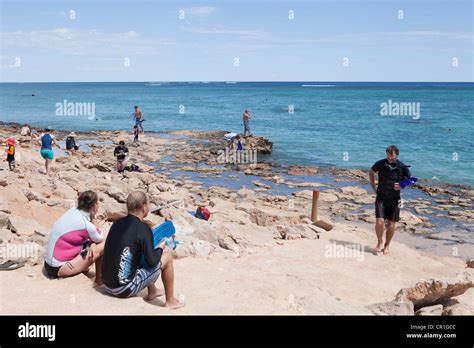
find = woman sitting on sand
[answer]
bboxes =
[44,191,106,284]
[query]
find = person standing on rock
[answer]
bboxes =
[38,128,60,176]
[134,105,144,134]
[243,110,252,137]
[44,191,106,284]
[133,125,139,145]
[101,191,185,309]
[114,140,129,173]
[369,145,411,255]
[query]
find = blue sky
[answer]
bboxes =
[0,0,472,82]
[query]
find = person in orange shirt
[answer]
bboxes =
[5,137,16,171]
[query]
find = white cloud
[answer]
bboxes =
[0,28,175,56]
[379,31,473,41]
[185,6,217,17]
[180,25,270,40]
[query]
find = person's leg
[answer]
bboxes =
[90,242,106,285]
[57,242,105,278]
[375,218,385,252]
[145,283,165,301]
[45,158,51,175]
[58,253,93,277]
[384,221,396,255]
[117,161,124,172]
[159,252,184,309]
[140,121,144,134]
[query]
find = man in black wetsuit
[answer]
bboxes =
[369,145,411,255]
[101,191,184,309]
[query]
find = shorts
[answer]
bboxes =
[44,261,62,279]
[7,154,15,162]
[135,119,142,127]
[103,262,162,298]
[375,197,401,222]
[244,120,250,132]
[40,149,54,160]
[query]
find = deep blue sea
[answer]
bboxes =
[1,82,473,186]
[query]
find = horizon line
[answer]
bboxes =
[1,80,473,84]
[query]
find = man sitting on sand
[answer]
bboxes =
[369,145,411,255]
[44,191,106,283]
[114,140,129,173]
[101,191,184,309]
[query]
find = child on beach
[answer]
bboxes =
[133,125,139,145]
[5,137,16,170]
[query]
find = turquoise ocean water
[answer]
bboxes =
[1,82,473,186]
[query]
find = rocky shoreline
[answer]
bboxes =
[0,122,472,315]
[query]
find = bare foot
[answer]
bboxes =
[93,278,103,287]
[94,276,104,288]
[375,241,383,252]
[383,244,390,255]
[145,288,165,301]
[165,298,186,310]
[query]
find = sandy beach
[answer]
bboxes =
[0,123,473,315]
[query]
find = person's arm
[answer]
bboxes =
[52,138,60,149]
[85,219,104,243]
[369,160,383,194]
[403,164,411,179]
[369,169,377,193]
[140,227,163,268]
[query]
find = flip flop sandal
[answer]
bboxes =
[0,259,26,271]
[0,260,16,268]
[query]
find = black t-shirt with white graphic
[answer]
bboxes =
[102,215,162,289]
[371,159,411,201]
